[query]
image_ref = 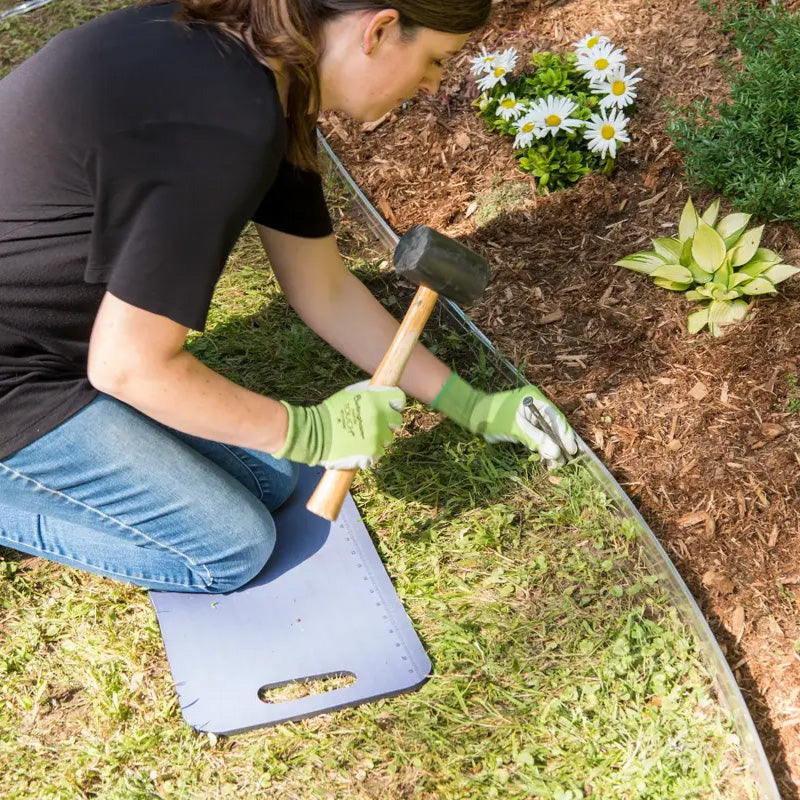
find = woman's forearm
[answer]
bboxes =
[91,345,288,454]
[296,269,452,405]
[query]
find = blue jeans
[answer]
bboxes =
[0,395,298,593]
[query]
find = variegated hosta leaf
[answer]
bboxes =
[678,197,699,242]
[653,277,693,291]
[687,307,709,334]
[754,247,781,265]
[679,238,693,267]
[738,259,775,278]
[729,271,753,288]
[688,260,714,284]
[715,212,752,248]
[729,225,765,267]
[741,276,777,295]
[710,286,735,301]
[653,237,684,262]
[763,263,800,284]
[708,298,748,328]
[701,198,720,227]
[712,261,731,287]
[692,220,727,273]
[651,263,693,283]
[687,284,716,300]
[614,251,665,275]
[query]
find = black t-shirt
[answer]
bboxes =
[0,2,332,459]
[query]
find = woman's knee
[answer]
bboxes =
[201,499,277,593]
[270,458,299,509]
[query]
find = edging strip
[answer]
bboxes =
[318,130,781,799]
[0,0,56,20]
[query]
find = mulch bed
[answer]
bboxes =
[320,0,800,795]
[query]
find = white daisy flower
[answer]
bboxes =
[583,108,631,159]
[513,110,540,149]
[470,46,499,76]
[592,66,643,109]
[573,30,611,55]
[496,47,519,73]
[476,62,513,92]
[528,95,584,138]
[576,42,627,83]
[496,92,526,121]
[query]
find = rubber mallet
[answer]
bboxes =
[306,224,491,521]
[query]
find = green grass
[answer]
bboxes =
[666,0,800,225]
[0,4,761,799]
[787,373,800,415]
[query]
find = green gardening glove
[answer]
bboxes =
[432,373,578,469]
[274,381,406,470]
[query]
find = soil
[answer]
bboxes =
[319,0,800,795]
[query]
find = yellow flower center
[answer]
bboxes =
[601,124,616,140]
[594,58,609,70]
[587,36,600,48]
[612,80,626,96]
[493,66,507,78]
[522,122,535,133]
[545,114,562,126]
[500,98,516,108]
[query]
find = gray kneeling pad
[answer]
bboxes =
[150,465,431,734]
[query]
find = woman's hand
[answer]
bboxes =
[275,382,406,468]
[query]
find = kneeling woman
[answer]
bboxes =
[0,0,576,593]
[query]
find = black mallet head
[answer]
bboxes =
[393,225,490,307]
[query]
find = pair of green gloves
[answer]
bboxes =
[275,373,578,470]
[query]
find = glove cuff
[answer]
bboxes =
[431,372,484,430]
[273,401,327,465]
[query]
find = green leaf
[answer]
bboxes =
[729,271,753,288]
[686,285,715,300]
[763,263,800,284]
[691,220,727,273]
[700,198,720,227]
[614,251,665,275]
[737,260,774,278]
[688,260,714,284]
[729,225,765,266]
[650,263,693,283]
[754,247,781,265]
[741,277,777,295]
[653,278,693,291]
[708,298,748,327]
[687,307,709,334]
[679,238,693,267]
[714,213,751,247]
[678,197,698,242]
[711,261,731,287]
[653,238,684,262]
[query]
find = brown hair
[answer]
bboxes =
[174,0,491,170]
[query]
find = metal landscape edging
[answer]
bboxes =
[0,0,56,20]
[318,131,781,798]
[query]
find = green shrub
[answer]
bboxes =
[666,1,800,225]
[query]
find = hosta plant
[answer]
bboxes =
[615,197,799,336]
[470,33,642,193]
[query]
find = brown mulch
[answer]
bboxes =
[320,0,800,795]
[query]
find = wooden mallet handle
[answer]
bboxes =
[305,285,439,521]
